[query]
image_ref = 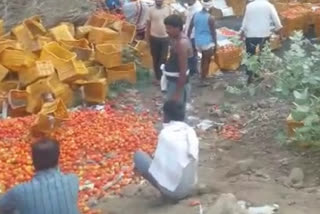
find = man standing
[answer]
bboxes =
[184,0,202,76]
[188,0,217,86]
[162,14,193,110]
[0,138,79,214]
[146,0,171,84]
[240,0,282,84]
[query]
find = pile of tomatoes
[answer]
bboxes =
[0,104,158,213]
[219,124,242,141]
[216,44,240,55]
[218,27,238,37]
[280,5,310,19]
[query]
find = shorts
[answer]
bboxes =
[196,43,215,51]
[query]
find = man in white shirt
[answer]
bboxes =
[134,100,199,200]
[184,0,202,76]
[240,0,282,84]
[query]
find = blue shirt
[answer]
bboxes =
[0,168,79,214]
[193,11,213,47]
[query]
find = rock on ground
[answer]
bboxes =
[206,193,248,214]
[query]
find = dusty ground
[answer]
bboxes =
[96,70,320,214]
[93,17,320,214]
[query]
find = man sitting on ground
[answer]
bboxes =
[0,138,80,214]
[134,100,199,201]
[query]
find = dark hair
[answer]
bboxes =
[163,100,185,121]
[164,14,184,31]
[32,138,60,171]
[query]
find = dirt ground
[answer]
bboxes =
[95,70,320,214]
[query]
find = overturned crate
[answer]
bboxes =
[95,44,122,68]
[107,62,136,84]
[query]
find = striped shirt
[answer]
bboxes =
[0,168,80,214]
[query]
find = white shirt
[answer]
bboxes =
[241,0,282,38]
[149,121,199,197]
[184,1,203,39]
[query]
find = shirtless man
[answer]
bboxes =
[162,14,193,110]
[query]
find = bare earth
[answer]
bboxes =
[97,72,320,214]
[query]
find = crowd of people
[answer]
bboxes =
[0,0,283,213]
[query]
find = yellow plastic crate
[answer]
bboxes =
[47,73,73,107]
[88,27,119,44]
[12,24,39,52]
[0,20,3,36]
[121,21,136,44]
[57,59,89,83]
[76,26,92,39]
[85,13,108,27]
[0,48,36,72]
[95,44,122,68]
[23,17,46,37]
[60,22,75,37]
[32,114,63,134]
[60,39,93,60]
[0,64,9,82]
[107,62,136,84]
[19,60,55,86]
[81,78,108,103]
[208,58,219,77]
[50,24,75,41]
[134,41,153,69]
[26,78,51,113]
[40,98,69,120]
[0,40,22,53]
[0,81,19,94]
[40,41,76,74]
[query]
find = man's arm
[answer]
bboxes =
[240,7,248,40]
[270,4,283,37]
[0,188,18,214]
[145,9,152,43]
[172,40,188,101]
[208,16,217,50]
[187,16,194,38]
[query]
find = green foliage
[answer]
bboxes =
[230,31,320,146]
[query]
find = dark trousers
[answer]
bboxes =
[150,36,169,80]
[189,38,198,76]
[245,37,269,83]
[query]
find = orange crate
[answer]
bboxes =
[208,58,219,77]
[81,78,108,103]
[60,39,93,60]
[107,62,136,84]
[26,78,51,113]
[23,16,47,37]
[0,64,9,81]
[0,48,36,72]
[56,59,89,83]
[88,27,119,44]
[287,114,304,137]
[7,89,29,117]
[215,46,242,71]
[19,60,55,86]
[40,41,76,74]
[121,21,136,44]
[50,24,75,41]
[95,44,122,68]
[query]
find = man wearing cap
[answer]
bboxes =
[240,0,283,84]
